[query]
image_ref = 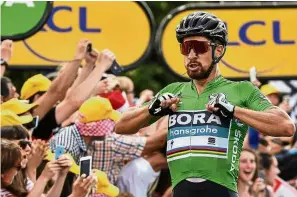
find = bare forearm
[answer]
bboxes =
[142,131,167,155]
[33,59,81,120]
[234,106,295,137]
[55,65,107,123]
[45,174,67,197]
[115,106,152,134]
[69,65,105,103]
[27,175,48,197]
[50,59,81,97]
[70,63,93,90]
[26,168,37,183]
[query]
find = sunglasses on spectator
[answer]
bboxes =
[18,140,32,149]
[180,40,219,56]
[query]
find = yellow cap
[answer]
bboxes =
[1,98,38,115]
[20,74,51,100]
[78,97,121,123]
[1,110,33,126]
[260,84,279,96]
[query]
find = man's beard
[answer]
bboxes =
[186,62,209,80]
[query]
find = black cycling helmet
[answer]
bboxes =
[176,11,228,46]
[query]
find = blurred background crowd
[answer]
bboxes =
[1,1,297,197]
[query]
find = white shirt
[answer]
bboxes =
[117,157,160,197]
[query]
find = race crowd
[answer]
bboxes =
[1,37,297,197]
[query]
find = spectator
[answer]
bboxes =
[88,116,168,186]
[260,84,292,113]
[238,149,272,197]
[1,77,19,102]
[49,96,121,164]
[1,109,33,127]
[100,89,130,113]
[115,76,135,106]
[1,125,73,197]
[117,151,167,197]
[1,98,39,130]
[1,139,23,196]
[21,41,115,141]
[258,152,280,195]
[260,84,280,106]
[135,89,154,106]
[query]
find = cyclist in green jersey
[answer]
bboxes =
[115,11,296,197]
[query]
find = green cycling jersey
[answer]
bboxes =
[157,75,272,192]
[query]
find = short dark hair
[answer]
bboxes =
[1,125,30,140]
[259,152,273,170]
[1,77,12,97]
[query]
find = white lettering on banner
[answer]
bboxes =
[1,1,35,7]
[169,113,222,127]
[230,129,242,171]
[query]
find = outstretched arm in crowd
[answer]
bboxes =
[141,116,168,156]
[55,49,115,124]
[66,49,98,94]
[68,174,97,197]
[116,76,135,105]
[45,156,72,197]
[1,40,13,77]
[27,156,72,197]
[33,39,89,120]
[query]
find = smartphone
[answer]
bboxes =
[87,43,92,53]
[249,66,257,82]
[55,145,65,160]
[107,61,123,76]
[23,115,39,130]
[80,156,92,176]
[259,170,265,179]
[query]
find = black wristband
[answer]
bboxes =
[1,58,8,68]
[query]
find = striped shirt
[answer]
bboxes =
[49,124,87,164]
[1,177,34,197]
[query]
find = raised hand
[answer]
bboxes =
[74,39,92,61]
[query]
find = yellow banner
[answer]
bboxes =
[10,1,154,70]
[157,6,297,78]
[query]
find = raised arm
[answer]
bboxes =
[1,40,13,77]
[55,49,115,124]
[33,39,89,120]
[66,49,97,94]
[234,106,295,137]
